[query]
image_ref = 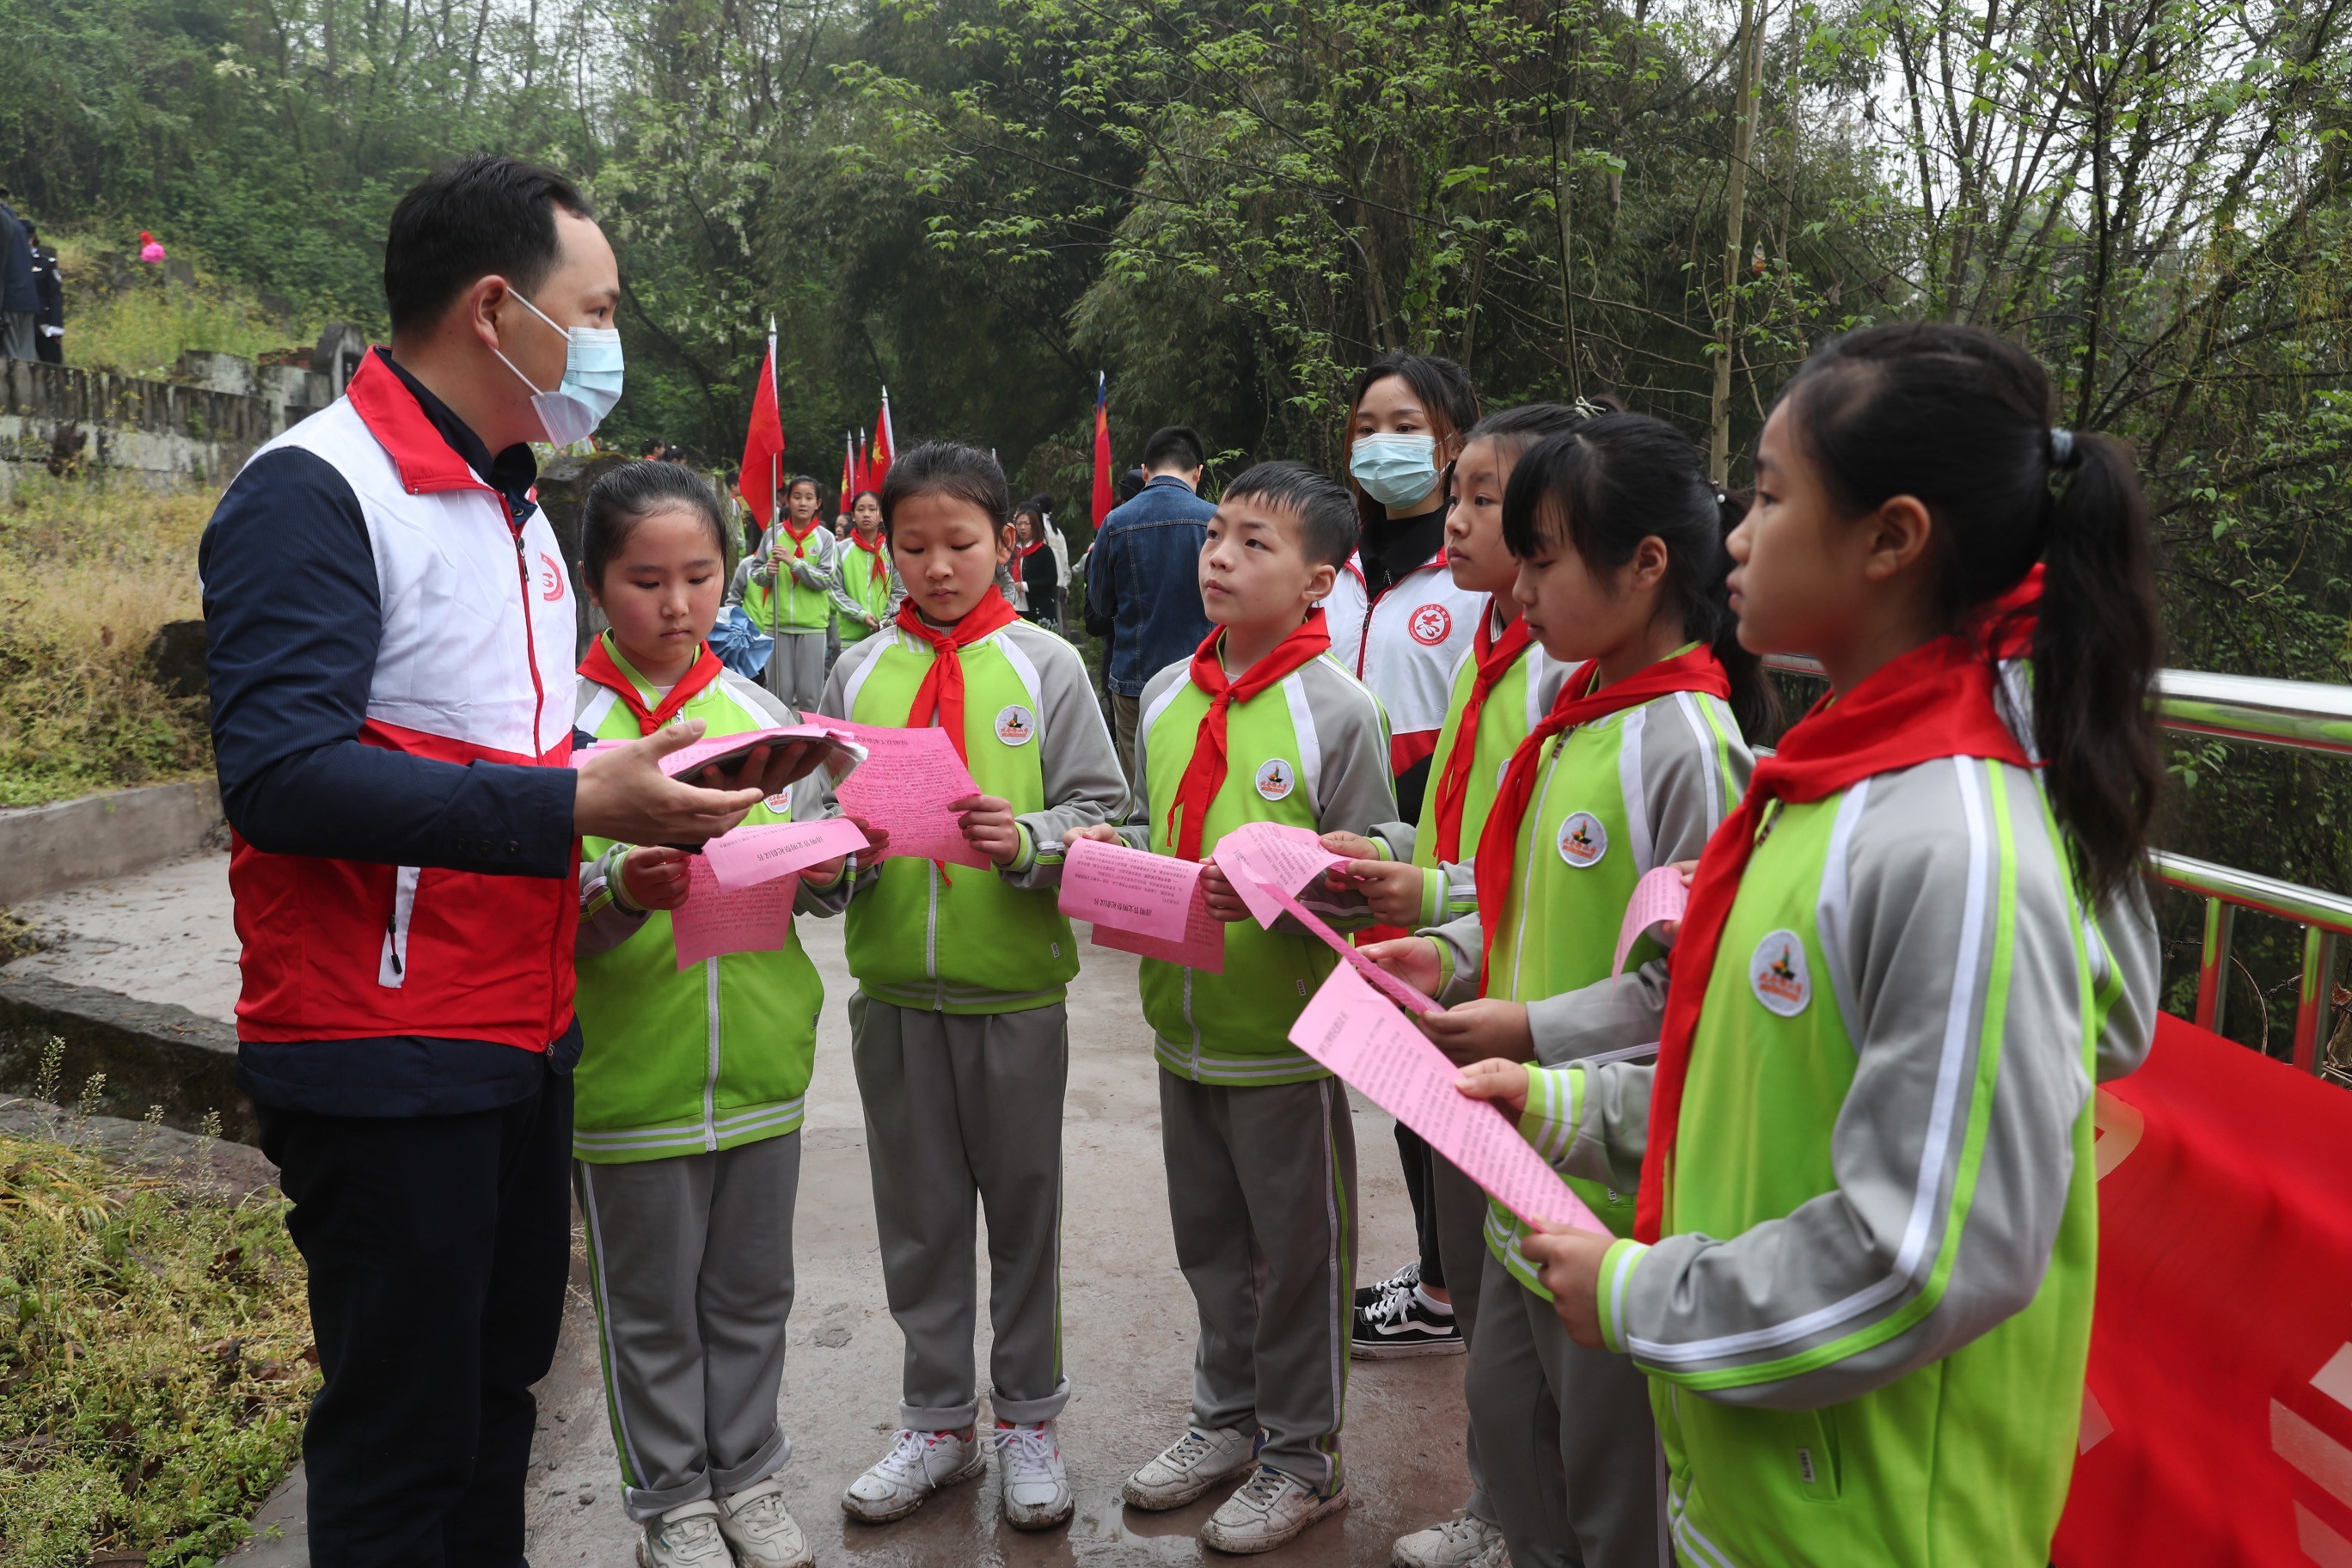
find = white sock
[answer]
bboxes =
[1412,1284,1455,1317]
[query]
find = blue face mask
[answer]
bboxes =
[1350,432,1441,509]
[496,291,624,446]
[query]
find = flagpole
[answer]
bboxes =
[765,316,781,537]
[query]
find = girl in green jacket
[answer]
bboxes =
[1461,323,2163,1567]
[570,462,861,1568]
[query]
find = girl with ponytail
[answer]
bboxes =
[1363,409,1765,1568]
[1457,322,2162,1568]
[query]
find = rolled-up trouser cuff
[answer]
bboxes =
[988,1375,1073,1426]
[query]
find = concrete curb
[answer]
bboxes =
[0,779,224,905]
[0,971,251,1143]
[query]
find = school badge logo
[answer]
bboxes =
[1408,603,1454,646]
[538,553,567,603]
[1254,758,1296,800]
[1749,929,1811,1016]
[1556,811,1607,867]
[764,792,792,813]
[994,704,1036,745]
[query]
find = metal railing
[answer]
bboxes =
[1763,657,2352,1075]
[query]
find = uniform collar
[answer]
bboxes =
[350,348,539,522]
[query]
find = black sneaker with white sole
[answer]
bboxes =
[1350,1280,1463,1358]
[1353,1259,1419,1312]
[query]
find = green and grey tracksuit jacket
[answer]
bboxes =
[1113,649,1398,1085]
[835,534,895,643]
[570,643,847,1164]
[1423,683,1751,1285]
[726,525,865,636]
[821,616,1125,1013]
[1367,609,1566,927]
[1513,756,2159,1568]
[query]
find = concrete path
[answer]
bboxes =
[10,853,1473,1566]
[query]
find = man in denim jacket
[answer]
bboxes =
[1083,424,1217,771]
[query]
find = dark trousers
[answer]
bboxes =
[1395,1123,1446,1289]
[258,1067,573,1567]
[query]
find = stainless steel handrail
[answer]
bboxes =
[1762,654,2352,1074]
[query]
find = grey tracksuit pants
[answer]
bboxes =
[575,1133,802,1523]
[848,994,1072,1430]
[1160,1069,1357,1496]
[1431,1154,1499,1528]
[1467,1249,1661,1568]
[764,629,828,712]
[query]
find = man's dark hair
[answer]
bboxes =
[1142,426,1206,474]
[880,442,1010,538]
[1222,461,1357,568]
[383,155,593,335]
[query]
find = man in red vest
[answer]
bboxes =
[199,155,811,1566]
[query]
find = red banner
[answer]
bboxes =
[737,346,784,530]
[2057,1014,2352,1566]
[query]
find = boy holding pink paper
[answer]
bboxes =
[1068,461,1394,1555]
[567,463,860,1567]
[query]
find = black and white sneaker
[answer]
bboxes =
[1353,1259,1419,1313]
[1351,1280,1463,1359]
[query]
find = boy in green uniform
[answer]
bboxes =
[821,443,1125,1535]
[1071,461,1395,1556]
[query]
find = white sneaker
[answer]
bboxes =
[1392,1512,1509,1568]
[1199,1466,1349,1554]
[715,1474,814,1568]
[637,1498,732,1568]
[986,1418,1075,1530]
[840,1426,985,1523]
[1122,1425,1259,1510]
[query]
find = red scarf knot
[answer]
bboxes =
[893,586,1021,765]
[578,635,726,736]
[1165,610,1333,862]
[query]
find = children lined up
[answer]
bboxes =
[571,317,2161,1568]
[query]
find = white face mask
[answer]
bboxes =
[494,291,623,446]
[1350,432,1442,509]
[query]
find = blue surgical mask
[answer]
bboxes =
[496,291,624,446]
[1350,432,1441,509]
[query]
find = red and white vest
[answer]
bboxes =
[228,354,580,1050]
[1320,551,1486,777]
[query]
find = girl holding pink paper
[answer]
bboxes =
[568,462,860,1568]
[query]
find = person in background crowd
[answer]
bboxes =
[1084,426,1216,772]
[1323,352,1489,1363]
[138,230,168,263]
[1013,495,1063,628]
[640,437,669,460]
[1118,467,1148,507]
[0,189,36,361]
[25,224,61,364]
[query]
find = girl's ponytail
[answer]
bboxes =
[1780,322,2162,902]
[2034,430,2163,902]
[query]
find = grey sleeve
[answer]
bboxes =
[2088,875,2159,1083]
[1611,758,2095,1410]
[819,536,869,622]
[1522,1060,1653,1193]
[578,842,651,957]
[1521,694,1754,1063]
[1283,665,1400,928]
[721,557,754,611]
[1001,628,1130,889]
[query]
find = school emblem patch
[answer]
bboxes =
[994,704,1036,746]
[1254,758,1296,800]
[1408,603,1454,646]
[538,552,567,602]
[1556,811,1607,868]
[1749,929,1811,1016]
[764,792,792,813]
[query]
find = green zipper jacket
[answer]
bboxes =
[835,534,894,643]
[569,640,846,1164]
[1516,755,2159,1567]
[822,616,1125,1014]
[1117,646,1397,1085]
[1367,607,1566,928]
[1423,678,1750,1288]
[726,525,863,635]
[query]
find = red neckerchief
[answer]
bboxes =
[579,635,726,735]
[1980,563,2043,660]
[1427,603,1533,864]
[846,530,889,585]
[1632,633,2034,1243]
[778,514,824,559]
[1167,610,1332,861]
[1017,537,1046,558]
[1473,646,1730,994]
[894,586,1021,765]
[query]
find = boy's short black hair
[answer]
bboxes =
[1142,426,1206,473]
[1220,461,1357,568]
[879,441,1011,537]
[383,154,592,334]
[581,462,727,590]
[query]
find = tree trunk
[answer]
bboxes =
[1709,0,1764,484]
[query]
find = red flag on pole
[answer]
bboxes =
[738,325,784,530]
[837,431,855,515]
[1090,371,1115,525]
[854,431,872,497]
[871,390,897,492]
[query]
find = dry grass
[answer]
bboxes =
[1,1046,314,1566]
[48,236,321,382]
[0,476,214,806]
